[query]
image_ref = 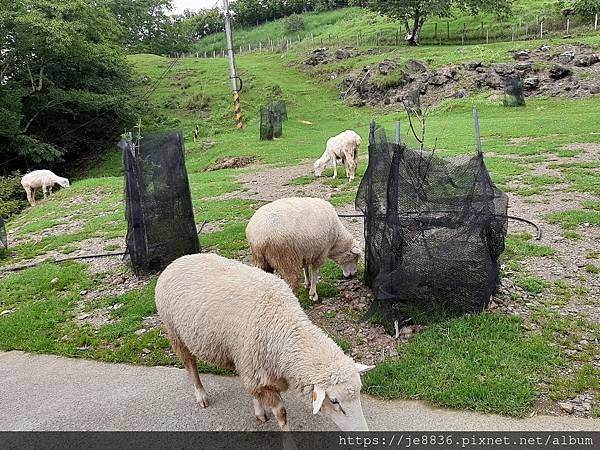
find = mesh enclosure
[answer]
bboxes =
[0,218,6,250]
[122,132,200,273]
[503,77,525,107]
[260,100,288,140]
[356,122,508,333]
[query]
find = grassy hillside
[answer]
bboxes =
[1,33,599,417]
[191,2,596,54]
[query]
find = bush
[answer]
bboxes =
[284,14,305,33]
[573,0,600,18]
[0,174,28,219]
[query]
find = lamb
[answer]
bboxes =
[20,170,70,206]
[246,197,361,302]
[314,130,362,182]
[155,253,375,431]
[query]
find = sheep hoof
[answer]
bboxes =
[256,413,269,423]
[309,293,319,303]
[195,388,209,408]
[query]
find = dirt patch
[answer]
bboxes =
[207,156,256,171]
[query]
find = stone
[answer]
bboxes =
[513,50,530,61]
[464,60,483,70]
[453,90,468,98]
[377,60,397,75]
[558,402,574,414]
[428,74,448,86]
[523,77,540,90]
[558,51,575,64]
[539,44,551,52]
[405,59,428,73]
[335,48,352,60]
[305,48,329,66]
[134,329,146,336]
[573,54,599,67]
[484,73,504,89]
[591,85,600,95]
[549,65,571,80]
[515,61,533,72]
[50,277,59,284]
[492,63,515,76]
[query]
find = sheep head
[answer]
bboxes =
[56,177,70,188]
[311,362,375,431]
[330,239,361,278]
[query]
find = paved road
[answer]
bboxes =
[1,351,598,431]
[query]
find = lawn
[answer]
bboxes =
[1,31,599,417]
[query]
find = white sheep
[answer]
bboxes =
[246,197,361,302]
[155,252,375,431]
[314,130,362,182]
[20,170,70,206]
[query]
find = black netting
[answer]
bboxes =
[503,77,525,107]
[260,100,288,140]
[356,122,508,333]
[0,218,6,250]
[121,132,200,273]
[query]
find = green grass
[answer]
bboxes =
[547,210,600,229]
[364,313,559,416]
[515,275,551,294]
[504,232,555,260]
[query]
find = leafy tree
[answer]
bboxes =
[366,0,513,45]
[0,0,136,174]
[573,0,600,18]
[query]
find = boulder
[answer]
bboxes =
[405,59,428,73]
[573,54,599,67]
[549,65,571,80]
[515,61,533,72]
[305,48,329,66]
[523,77,540,90]
[428,74,448,86]
[335,48,352,60]
[493,63,515,76]
[513,50,530,61]
[558,51,575,64]
[539,44,551,52]
[484,72,504,89]
[377,59,397,75]
[464,60,483,70]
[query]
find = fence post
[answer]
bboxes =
[395,29,399,46]
[540,21,544,38]
[486,28,489,44]
[512,26,515,41]
[596,13,598,30]
[204,51,207,58]
[473,108,482,156]
[567,18,570,33]
[395,121,401,145]
[525,24,528,39]
[259,41,262,51]
[213,50,216,58]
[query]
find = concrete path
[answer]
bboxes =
[1,351,598,431]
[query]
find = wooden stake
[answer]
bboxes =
[473,108,482,156]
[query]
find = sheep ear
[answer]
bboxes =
[351,245,361,255]
[355,362,376,374]
[312,386,326,414]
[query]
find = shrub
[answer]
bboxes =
[0,174,28,219]
[284,14,305,33]
[573,0,600,19]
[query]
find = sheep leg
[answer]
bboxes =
[303,267,310,289]
[25,187,35,206]
[332,158,337,179]
[309,266,320,302]
[253,397,269,423]
[169,330,209,407]
[257,389,288,431]
[42,185,49,199]
[31,188,37,206]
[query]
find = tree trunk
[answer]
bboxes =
[406,9,422,46]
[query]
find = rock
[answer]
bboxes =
[513,50,530,61]
[335,48,352,60]
[515,61,533,72]
[549,65,571,80]
[453,90,468,99]
[591,85,600,95]
[558,51,575,64]
[405,59,427,73]
[112,276,126,285]
[475,66,487,73]
[573,54,599,67]
[523,77,540,90]
[484,73,504,89]
[428,74,448,86]
[50,277,59,284]
[440,66,456,79]
[492,63,515,76]
[377,59,397,75]
[134,329,146,336]
[141,348,151,355]
[305,48,329,66]
[79,290,88,296]
[558,402,574,414]
[539,44,551,52]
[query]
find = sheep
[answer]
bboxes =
[20,170,70,206]
[246,197,361,302]
[155,252,375,431]
[314,130,362,182]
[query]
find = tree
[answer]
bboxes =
[0,0,136,173]
[366,0,513,45]
[573,0,600,18]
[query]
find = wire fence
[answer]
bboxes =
[172,13,600,59]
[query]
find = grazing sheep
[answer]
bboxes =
[20,170,70,206]
[314,130,362,182]
[155,253,375,431]
[246,197,361,302]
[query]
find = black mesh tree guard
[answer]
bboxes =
[121,132,200,273]
[356,122,508,333]
[260,100,288,141]
[0,218,7,251]
[503,77,526,107]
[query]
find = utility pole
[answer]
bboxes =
[223,0,243,129]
